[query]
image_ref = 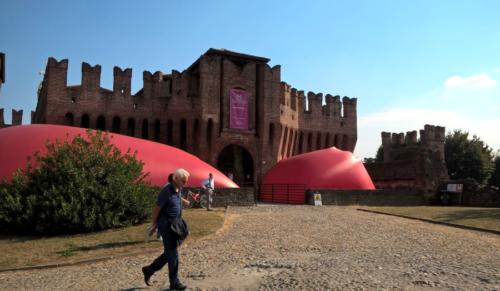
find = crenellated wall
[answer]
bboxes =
[0,108,24,128]
[381,124,446,163]
[367,124,448,194]
[276,81,357,163]
[33,48,358,185]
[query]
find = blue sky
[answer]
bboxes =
[1,0,499,158]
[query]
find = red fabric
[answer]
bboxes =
[0,124,238,188]
[262,147,375,189]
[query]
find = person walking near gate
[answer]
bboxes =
[201,173,215,211]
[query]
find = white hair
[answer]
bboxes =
[173,168,190,180]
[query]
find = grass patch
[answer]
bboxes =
[358,206,500,232]
[0,208,225,270]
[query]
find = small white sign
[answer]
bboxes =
[314,193,322,206]
[446,184,463,193]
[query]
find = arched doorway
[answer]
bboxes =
[217,144,254,187]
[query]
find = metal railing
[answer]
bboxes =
[258,184,306,204]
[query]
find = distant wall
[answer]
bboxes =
[305,188,427,206]
[185,187,256,207]
[213,187,256,207]
[460,190,500,207]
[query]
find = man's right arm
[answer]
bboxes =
[149,187,166,235]
[151,205,161,225]
[148,205,161,236]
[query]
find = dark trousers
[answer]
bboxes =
[147,227,180,286]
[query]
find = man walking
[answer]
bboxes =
[201,173,215,211]
[142,169,190,290]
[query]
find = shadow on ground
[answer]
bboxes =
[434,209,500,223]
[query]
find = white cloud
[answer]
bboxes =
[353,71,500,159]
[355,108,500,159]
[444,73,496,89]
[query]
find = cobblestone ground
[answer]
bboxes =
[1,205,499,290]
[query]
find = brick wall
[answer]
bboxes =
[460,190,500,207]
[33,48,359,184]
[305,188,428,206]
[184,187,256,207]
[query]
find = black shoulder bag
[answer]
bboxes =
[169,190,189,246]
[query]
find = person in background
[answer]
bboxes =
[201,173,215,211]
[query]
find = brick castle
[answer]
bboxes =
[20,49,358,186]
[366,125,449,193]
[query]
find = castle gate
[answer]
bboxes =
[217,144,254,187]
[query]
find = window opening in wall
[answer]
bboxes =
[142,119,149,139]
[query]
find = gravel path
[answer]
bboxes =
[1,205,499,290]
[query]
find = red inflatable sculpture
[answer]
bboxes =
[261,147,375,203]
[0,124,238,188]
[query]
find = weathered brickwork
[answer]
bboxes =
[32,49,358,185]
[0,108,23,128]
[366,125,449,194]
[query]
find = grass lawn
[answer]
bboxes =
[0,208,225,270]
[358,206,500,232]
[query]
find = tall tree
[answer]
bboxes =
[490,152,500,187]
[445,130,494,186]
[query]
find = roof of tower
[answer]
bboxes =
[205,48,270,63]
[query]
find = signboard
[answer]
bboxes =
[229,88,249,129]
[314,192,322,206]
[446,184,463,193]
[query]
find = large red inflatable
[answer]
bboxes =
[262,147,375,190]
[0,124,238,188]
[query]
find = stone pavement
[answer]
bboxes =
[1,205,499,290]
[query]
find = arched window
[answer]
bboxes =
[207,118,213,152]
[96,115,106,131]
[127,118,135,136]
[316,132,322,150]
[342,134,349,150]
[307,132,312,152]
[324,133,330,148]
[142,119,149,139]
[298,132,304,154]
[112,116,121,133]
[287,130,295,157]
[281,127,289,158]
[334,134,340,148]
[293,131,300,156]
[180,119,187,150]
[193,119,200,152]
[167,120,173,145]
[65,112,74,126]
[268,123,275,151]
[81,114,90,128]
[64,112,75,126]
[154,120,160,141]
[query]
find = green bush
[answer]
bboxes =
[0,130,157,234]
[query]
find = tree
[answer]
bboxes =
[363,145,384,165]
[490,152,500,188]
[444,130,494,186]
[0,130,156,234]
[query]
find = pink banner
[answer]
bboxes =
[229,89,249,129]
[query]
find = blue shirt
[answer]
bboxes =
[157,183,181,221]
